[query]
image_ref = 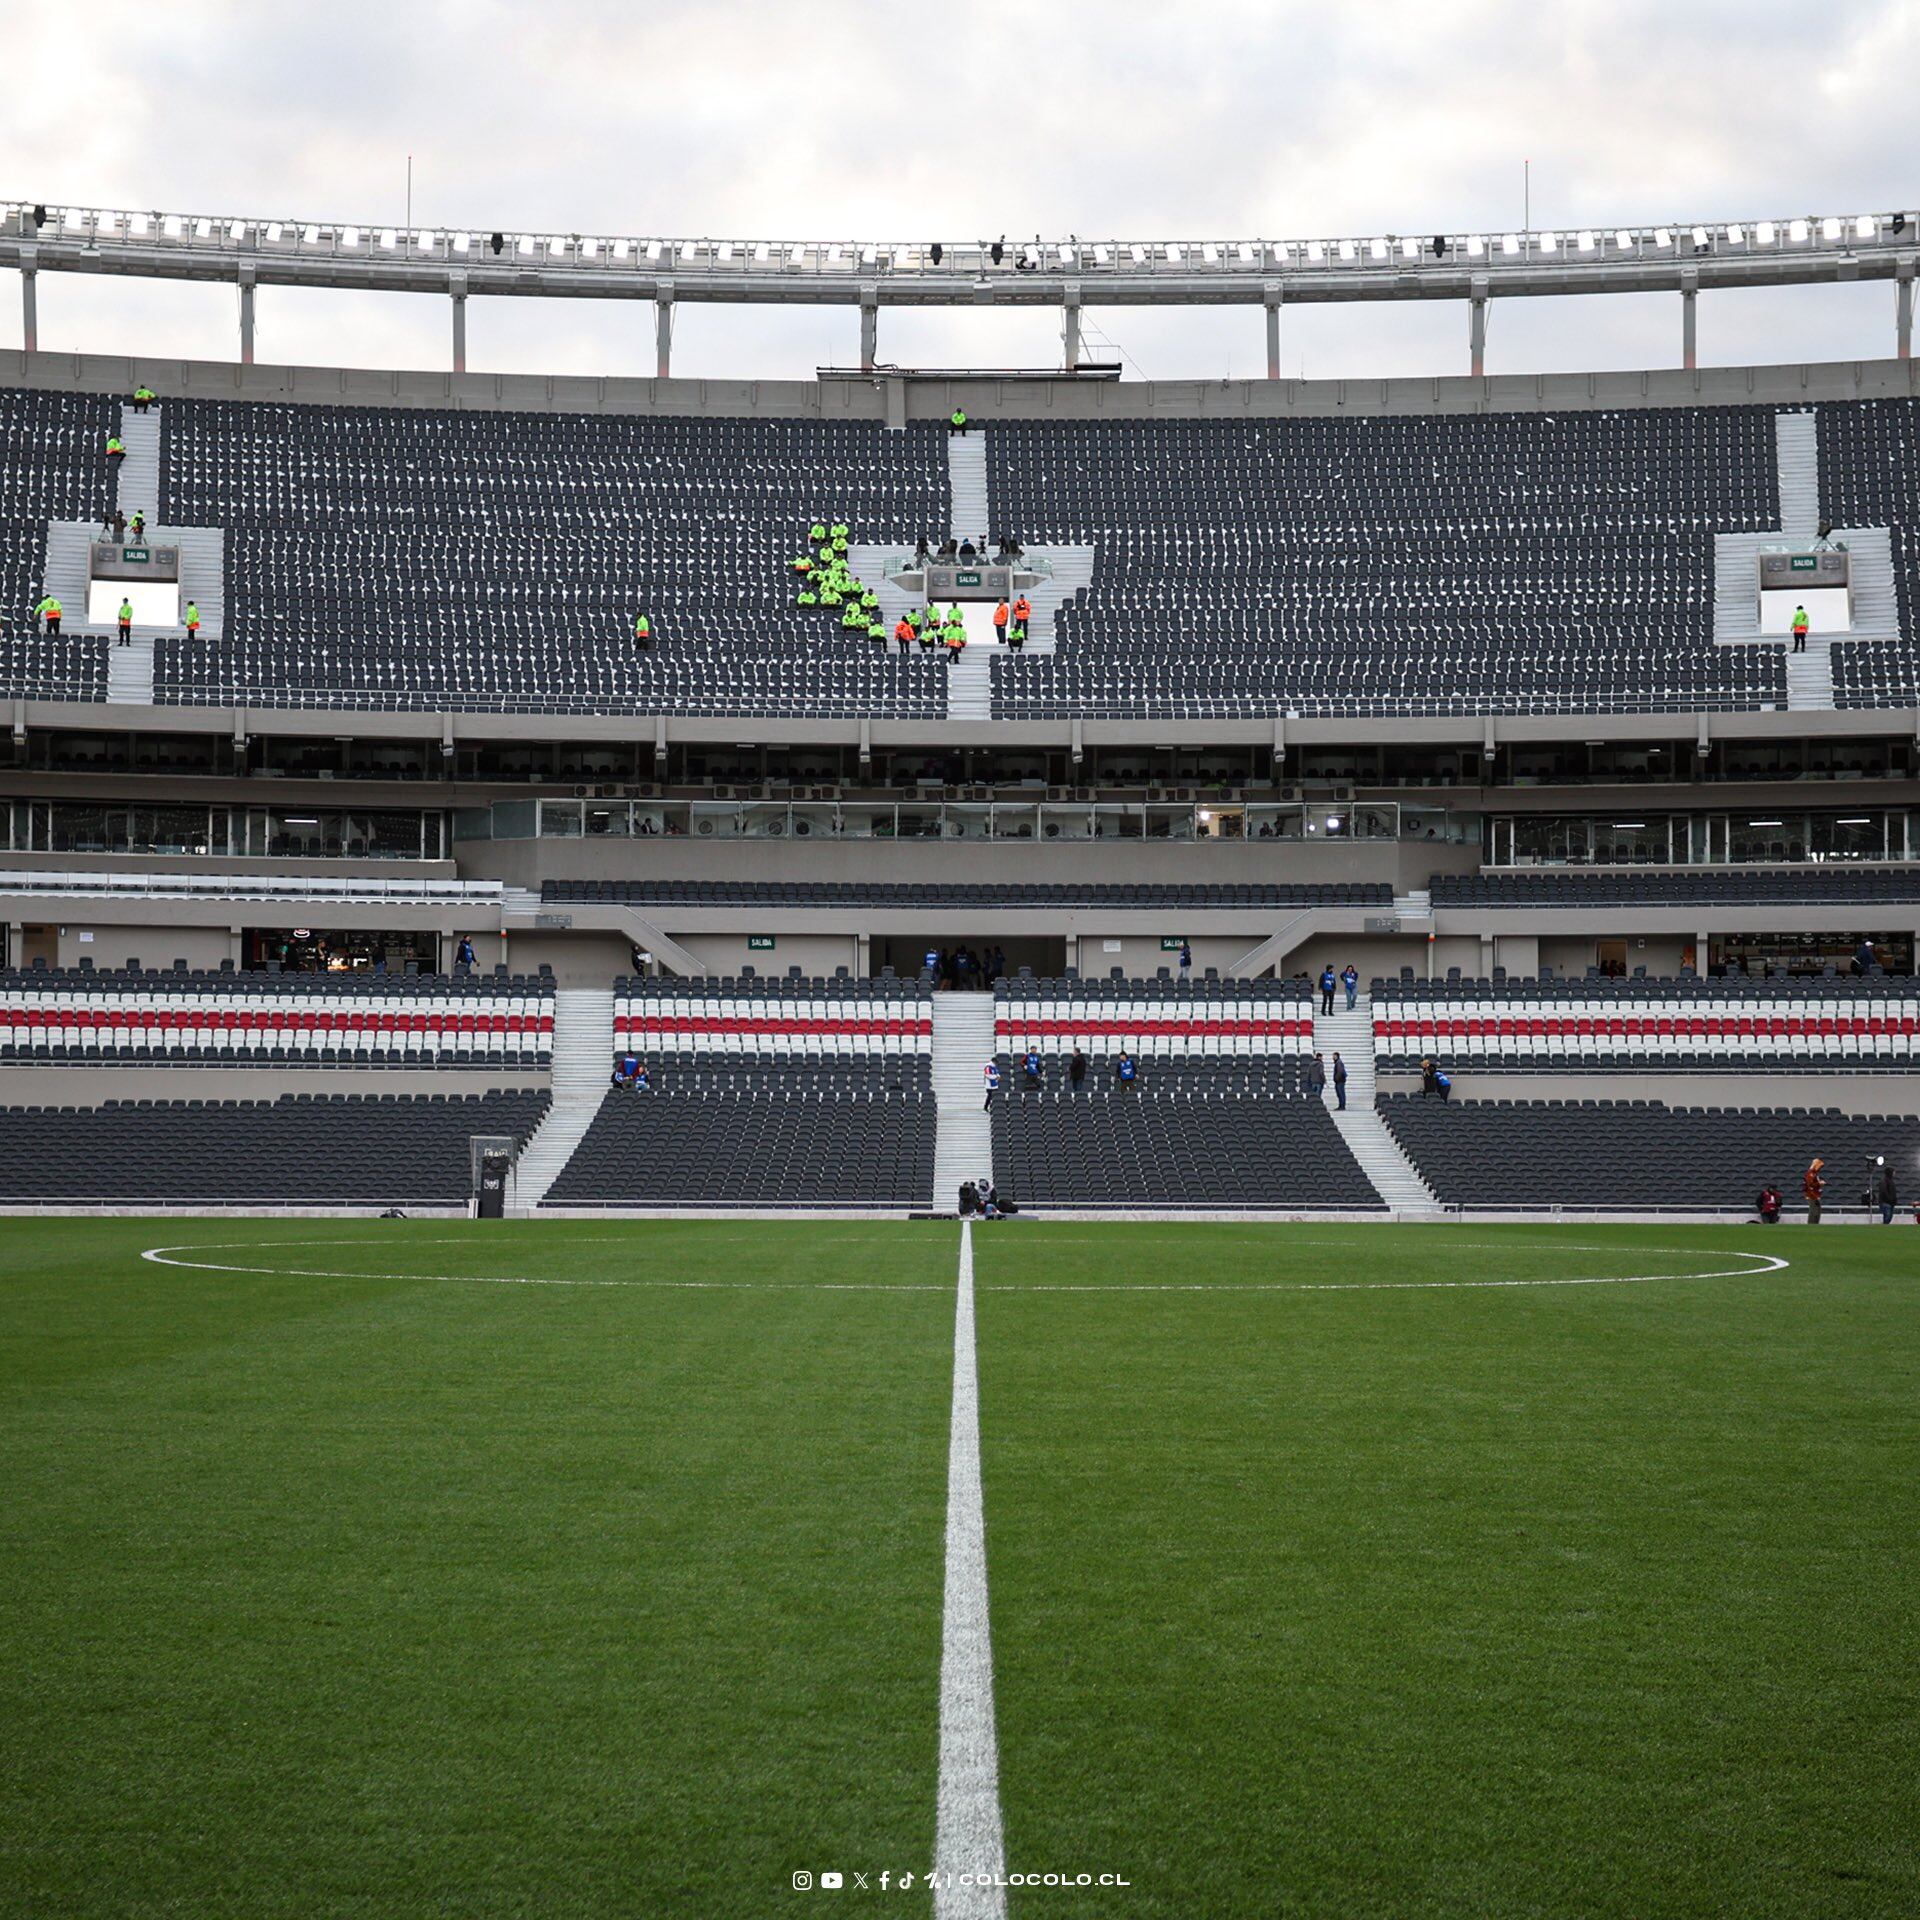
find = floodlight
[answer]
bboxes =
[1337,239,1356,261]
[1128,244,1146,263]
[1789,218,1809,242]
[1202,242,1218,263]
[1755,220,1776,244]
[1616,229,1634,248]
[1726,223,1745,243]
[1821,216,1841,240]
[1855,214,1874,237]
[1501,233,1519,255]
[1366,237,1386,260]
[1466,235,1486,256]
[1653,227,1672,248]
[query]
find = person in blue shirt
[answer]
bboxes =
[983,1060,1000,1109]
[1341,963,1359,1010]
[1116,1050,1139,1087]
[1178,940,1192,977]
[1320,966,1337,1016]
[1022,1047,1042,1088]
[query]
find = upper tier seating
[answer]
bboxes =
[1381,1094,1920,1210]
[0,388,114,701]
[0,968,553,1068]
[987,409,1786,718]
[1373,975,1920,1072]
[546,878,1390,910]
[546,975,936,1207]
[0,1089,548,1204]
[1433,866,1920,907]
[988,977,1379,1208]
[154,401,949,715]
[1815,397,1919,709]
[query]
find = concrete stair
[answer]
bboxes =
[1785,638,1834,709]
[37,522,108,635]
[1391,888,1433,924]
[513,987,613,1210]
[1775,410,1819,544]
[1312,993,1440,1215]
[113,407,162,525]
[931,992,997,1211]
[946,432,988,543]
[946,642,993,719]
[1013,543,1094,654]
[106,635,155,703]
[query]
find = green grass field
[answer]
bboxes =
[3,1219,1915,1917]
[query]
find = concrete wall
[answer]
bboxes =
[468,834,1403,891]
[673,932,860,979]
[49,923,236,971]
[0,1066,548,1110]
[1071,934,1259,980]
[501,930,635,986]
[8,346,1915,422]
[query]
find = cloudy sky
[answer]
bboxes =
[3,0,1916,382]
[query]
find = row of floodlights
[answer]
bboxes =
[8,203,1916,269]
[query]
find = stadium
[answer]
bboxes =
[4,15,1918,1916]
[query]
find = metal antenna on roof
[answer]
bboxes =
[405,155,412,247]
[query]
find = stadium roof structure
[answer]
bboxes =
[6,200,1917,376]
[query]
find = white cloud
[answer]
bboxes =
[3,0,1914,378]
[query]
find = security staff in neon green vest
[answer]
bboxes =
[32,593,55,634]
[132,385,157,412]
[949,407,968,434]
[42,595,63,637]
[633,612,652,648]
[106,433,126,464]
[841,601,866,630]
[809,522,827,543]
[184,600,201,638]
[117,598,134,646]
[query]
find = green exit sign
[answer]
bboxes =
[1789,555,1818,570]
[1161,936,1187,951]
[954,570,983,587]
[122,547,151,563]
[747,935,776,952]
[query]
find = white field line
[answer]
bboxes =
[138,1236,1790,1296]
[935,1221,1008,1920]
[138,1241,944,1290]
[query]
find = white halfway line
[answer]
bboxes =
[936,1221,1008,1920]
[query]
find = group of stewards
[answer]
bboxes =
[992,593,1034,649]
[896,604,972,661]
[792,521,886,644]
[30,592,200,642]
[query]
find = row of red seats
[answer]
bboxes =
[995,1017,1311,1038]
[618,1016,932,1036]
[1376,1015,1918,1038]
[0,1008,554,1034]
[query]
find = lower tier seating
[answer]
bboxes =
[544,1085,936,1207]
[0,1089,549,1204]
[1381,1095,1920,1209]
[990,1088,1382,1209]
[552,879,1389,910]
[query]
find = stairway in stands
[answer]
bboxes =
[1774,410,1820,543]
[114,407,163,526]
[930,992,996,1210]
[512,987,613,1210]
[1311,991,1440,1215]
[946,430,988,543]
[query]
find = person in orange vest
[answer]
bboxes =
[992,599,1009,643]
[1790,604,1810,653]
[1010,592,1032,650]
[944,622,967,664]
[893,616,915,655]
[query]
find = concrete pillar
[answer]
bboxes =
[449,272,468,375]
[656,282,675,378]
[1263,283,1283,380]
[1897,255,1916,361]
[1468,280,1488,378]
[1062,283,1082,372]
[19,251,37,355]
[238,267,256,366]
[859,285,878,373]
[1696,930,1710,976]
[1681,268,1699,371]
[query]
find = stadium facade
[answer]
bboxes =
[4,229,1919,1215]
